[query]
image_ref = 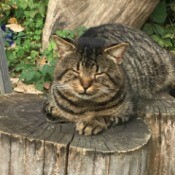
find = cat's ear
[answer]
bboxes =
[52,35,75,58]
[104,43,129,64]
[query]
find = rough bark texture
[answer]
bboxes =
[144,93,175,175]
[0,93,151,175]
[0,30,12,94]
[42,0,160,49]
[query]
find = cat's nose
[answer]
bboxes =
[80,78,93,91]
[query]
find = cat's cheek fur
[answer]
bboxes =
[73,82,85,94]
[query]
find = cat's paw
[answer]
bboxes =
[76,120,107,135]
[43,100,58,116]
[43,101,69,124]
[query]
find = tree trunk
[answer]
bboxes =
[42,0,160,49]
[0,93,175,174]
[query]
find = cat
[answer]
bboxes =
[43,23,175,135]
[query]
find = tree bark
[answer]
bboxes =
[0,93,151,175]
[144,93,175,175]
[42,0,160,49]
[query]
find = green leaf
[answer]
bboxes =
[18,0,28,9]
[74,26,87,37]
[20,70,36,83]
[151,35,165,47]
[35,30,42,35]
[24,10,38,18]
[163,39,173,48]
[31,50,38,58]
[27,0,35,9]
[56,30,75,39]
[38,4,46,17]
[1,3,11,11]
[152,24,164,36]
[16,47,25,57]
[151,0,167,24]
[50,59,57,67]
[163,33,174,39]
[33,35,41,41]
[36,20,43,28]
[142,23,153,35]
[42,64,52,76]
[170,2,175,12]
[35,81,44,91]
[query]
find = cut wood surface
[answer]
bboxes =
[0,93,175,175]
[42,0,160,49]
[0,93,151,175]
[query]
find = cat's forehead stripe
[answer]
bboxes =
[78,47,98,68]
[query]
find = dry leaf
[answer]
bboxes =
[44,82,51,90]
[8,17,18,24]
[37,57,47,67]
[11,78,43,94]
[6,24,25,32]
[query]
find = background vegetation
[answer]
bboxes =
[0,0,175,91]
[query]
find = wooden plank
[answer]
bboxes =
[0,29,12,94]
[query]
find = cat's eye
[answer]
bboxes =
[95,73,105,79]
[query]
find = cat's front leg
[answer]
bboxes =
[76,116,112,135]
[43,98,68,124]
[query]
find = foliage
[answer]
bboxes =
[0,0,174,91]
[1,0,49,91]
[142,0,175,52]
[0,0,86,91]
[56,26,87,40]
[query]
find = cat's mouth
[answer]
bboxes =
[76,92,94,100]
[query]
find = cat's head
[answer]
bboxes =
[52,36,128,103]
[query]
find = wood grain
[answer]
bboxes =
[1,92,175,174]
[42,0,160,49]
[0,93,151,175]
[144,93,175,175]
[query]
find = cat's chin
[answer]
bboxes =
[76,93,93,100]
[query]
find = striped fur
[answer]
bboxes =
[44,23,175,135]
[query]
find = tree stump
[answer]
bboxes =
[42,0,160,49]
[143,93,175,175]
[1,93,175,175]
[0,93,152,175]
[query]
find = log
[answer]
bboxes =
[0,29,12,94]
[144,93,175,175]
[42,0,160,49]
[0,93,151,175]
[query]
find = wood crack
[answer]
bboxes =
[64,132,75,175]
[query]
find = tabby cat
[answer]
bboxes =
[43,23,175,135]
